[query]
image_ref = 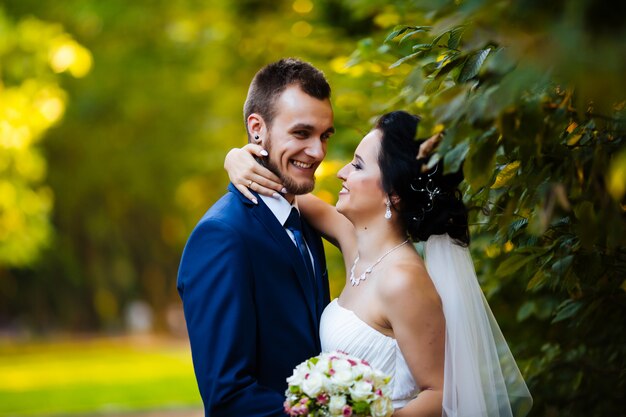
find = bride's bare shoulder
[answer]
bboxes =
[379,255,441,308]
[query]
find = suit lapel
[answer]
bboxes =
[228,184,318,324]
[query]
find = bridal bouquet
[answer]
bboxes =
[284,350,394,417]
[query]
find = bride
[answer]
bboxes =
[225,110,532,416]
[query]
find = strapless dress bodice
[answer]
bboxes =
[319,299,419,409]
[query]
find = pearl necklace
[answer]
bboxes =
[349,239,410,286]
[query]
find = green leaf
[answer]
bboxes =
[400,28,430,44]
[458,48,491,82]
[434,54,463,80]
[390,51,422,68]
[517,301,536,321]
[551,255,574,275]
[352,401,370,414]
[495,252,541,277]
[447,26,464,49]
[424,76,444,94]
[443,140,469,173]
[492,161,520,189]
[422,61,441,77]
[430,30,448,47]
[385,26,410,43]
[509,218,529,236]
[552,299,584,323]
[412,43,433,51]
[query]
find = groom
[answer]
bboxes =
[177,58,334,417]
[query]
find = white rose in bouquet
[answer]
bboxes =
[371,395,394,417]
[330,368,354,387]
[349,380,374,402]
[314,356,331,374]
[328,394,347,414]
[301,371,324,397]
[287,362,309,386]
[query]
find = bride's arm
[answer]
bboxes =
[298,194,356,259]
[382,263,445,417]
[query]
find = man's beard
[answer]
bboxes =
[262,136,316,195]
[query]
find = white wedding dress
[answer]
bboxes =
[319,235,533,416]
[320,298,419,409]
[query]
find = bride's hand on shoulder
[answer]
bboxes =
[224,144,285,204]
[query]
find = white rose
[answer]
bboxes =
[355,363,373,380]
[330,368,353,387]
[328,394,347,415]
[314,357,331,374]
[332,358,352,372]
[349,380,373,402]
[371,396,394,417]
[372,369,389,386]
[287,363,309,386]
[301,371,324,397]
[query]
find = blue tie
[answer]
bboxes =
[284,207,315,287]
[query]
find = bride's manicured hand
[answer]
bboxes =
[225,144,285,204]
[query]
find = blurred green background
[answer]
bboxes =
[0,0,624,416]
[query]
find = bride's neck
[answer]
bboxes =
[353,219,407,262]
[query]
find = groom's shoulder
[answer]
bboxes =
[197,188,252,229]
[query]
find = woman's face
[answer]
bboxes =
[336,129,387,222]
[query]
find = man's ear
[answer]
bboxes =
[247,113,267,145]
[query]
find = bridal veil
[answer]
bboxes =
[424,234,533,417]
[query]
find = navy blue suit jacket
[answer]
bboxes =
[177,184,330,417]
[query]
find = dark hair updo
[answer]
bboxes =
[376,111,470,246]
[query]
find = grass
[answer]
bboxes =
[0,335,202,416]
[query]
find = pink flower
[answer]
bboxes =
[317,393,330,405]
[342,405,353,416]
[290,404,309,416]
[283,400,292,414]
[347,359,357,366]
[329,368,336,375]
[300,398,308,405]
[376,388,383,397]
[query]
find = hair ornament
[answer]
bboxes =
[410,163,442,220]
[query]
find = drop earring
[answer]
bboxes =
[385,200,392,219]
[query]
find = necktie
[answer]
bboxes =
[284,207,315,287]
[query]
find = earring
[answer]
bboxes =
[385,200,392,219]
[254,134,259,140]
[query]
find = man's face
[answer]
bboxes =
[262,85,334,195]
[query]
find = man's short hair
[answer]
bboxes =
[243,58,331,140]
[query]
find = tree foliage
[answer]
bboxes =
[0,9,91,267]
[341,0,625,415]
